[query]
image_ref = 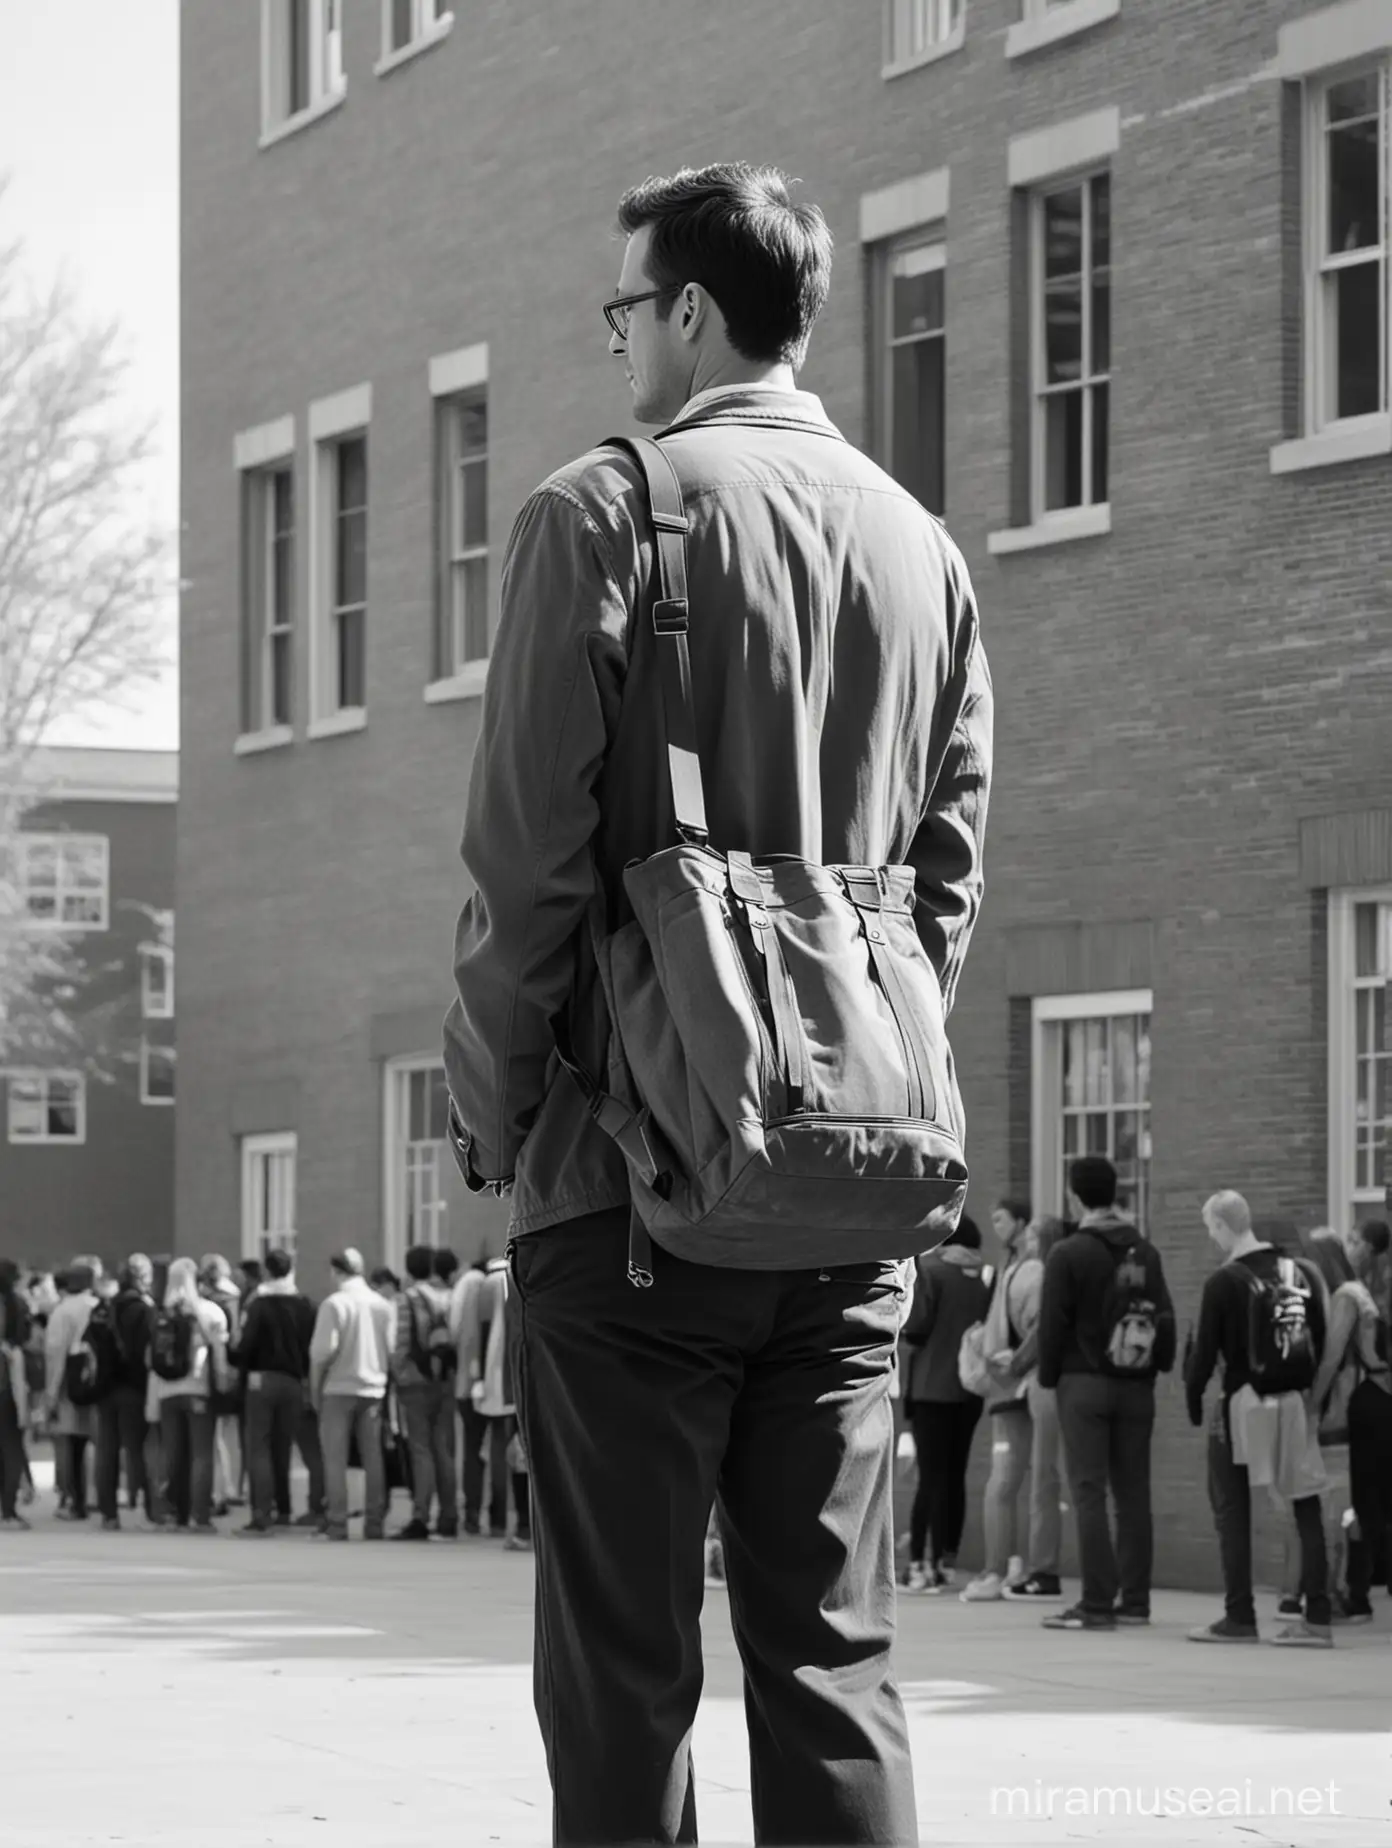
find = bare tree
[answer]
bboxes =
[0,195,173,1069]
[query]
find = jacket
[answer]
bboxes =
[309,1277,394,1399]
[233,1280,316,1382]
[110,1287,155,1392]
[457,1260,508,1397]
[44,1289,99,1437]
[1184,1247,1327,1426]
[1311,1278,1391,1415]
[150,1298,230,1406]
[392,1280,454,1389]
[983,1252,1044,1412]
[900,1246,992,1404]
[444,387,993,1232]
[1036,1214,1177,1389]
[1229,1384,1327,1501]
[449,1267,486,1392]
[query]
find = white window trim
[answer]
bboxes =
[882,0,965,79]
[307,709,368,742]
[377,2,453,75]
[988,503,1112,554]
[876,236,947,509]
[382,1054,450,1273]
[859,168,951,246]
[308,385,371,732]
[141,945,175,1020]
[241,1130,298,1263]
[259,0,346,149]
[233,415,295,474]
[236,453,297,747]
[1278,0,1392,81]
[1328,887,1392,1232]
[429,342,489,400]
[1007,0,1120,61]
[5,1070,87,1146]
[1008,106,1121,190]
[234,725,295,757]
[139,1038,176,1108]
[1030,989,1153,1222]
[425,661,490,703]
[18,833,110,932]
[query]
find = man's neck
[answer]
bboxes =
[1227,1232,1270,1262]
[687,360,795,399]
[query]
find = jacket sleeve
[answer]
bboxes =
[231,1299,260,1373]
[308,1299,339,1373]
[901,1261,937,1348]
[442,488,630,1185]
[906,547,992,1019]
[1007,1257,1044,1374]
[1311,1286,1357,1413]
[1185,1272,1225,1425]
[1035,1247,1070,1390]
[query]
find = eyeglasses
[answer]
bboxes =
[602,287,680,340]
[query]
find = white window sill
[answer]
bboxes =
[425,661,489,703]
[987,503,1112,555]
[234,726,294,758]
[1269,415,1392,476]
[375,12,453,76]
[22,918,108,934]
[1006,0,1120,59]
[882,24,966,79]
[259,86,347,151]
[307,707,368,741]
[7,1135,86,1148]
[140,1096,176,1109]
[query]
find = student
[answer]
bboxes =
[44,1263,100,1521]
[1004,1217,1073,1602]
[96,1256,157,1530]
[232,1249,317,1535]
[391,1246,458,1541]
[152,1258,230,1533]
[309,1249,395,1542]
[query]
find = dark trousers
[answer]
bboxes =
[245,1373,305,1526]
[64,1435,91,1517]
[0,1393,27,1519]
[160,1396,216,1527]
[1056,1372,1155,1617]
[511,1208,917,1848]
[297,1401,326,1518]
[907,1398,981,1566]
[483,1413,528,1538]
[1345,1380,1392,1605]
[457,1395,487,1527]
[1207,1421,1329,1626]
[97,1386,150,1522]
[400,1380,458,1531]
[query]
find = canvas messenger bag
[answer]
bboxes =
[553,434,969,1288]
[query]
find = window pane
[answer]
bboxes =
[1355,902,1381,976]
[147,1049,175,1100]
[1085,1111,1109,1153]
[461,457,488,550]
[1063,1022,1084,1108]
[336,507,367,610]
[26,841,57,880]
[62,894,104,925]
[288,0,311,113]
[1043,187,1083,282]
[1091,381,1109,504]
[337,607,365,708]
[272,530,293,629]
[461,556,489,661]
[391,0,414,49]
[891,336,945,516]
[1045,283,1082,383]
[338,437,367,513]
[1084,1020,1107,1106]
[1090,173,1111,270]
[1328,115,1381,254]
[1113,1015,1136,1103]
[891,249,945,339]
[1327,72,1381,126]
[64,842,105,886]
[48,1082,79,1137]
[1062,1113,1080,1156]
[1114,1111,1139,1165]
[273,468,293,538]
[457,398,487,456]
[408,1070,425,1142]
[429,1069,449,1142]
[26,892,57,921]
[1330,263,1382,419]
[271,631,292,727]
[1091,277,1110,374]
[1043,389,1084,511]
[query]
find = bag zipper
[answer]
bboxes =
[723,900,772,1117]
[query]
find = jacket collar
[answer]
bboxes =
[258,1277,300,1296]
[662,384,845,443]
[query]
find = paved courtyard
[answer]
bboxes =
[0,1511,1386,1848]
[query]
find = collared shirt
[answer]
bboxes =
[670,378,798,425]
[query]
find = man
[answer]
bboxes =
[443,164,991,1845]
[308,1249,394,1542]
[44,1262,100,1521]
[1036,1156,1176,1632]
[960,1198,1043,1602]
[0,1261,33,1530]
[391,1245,458,1541]
[232,1249,318,1536]
[95,1256,157,1531]
[1186,1191,1333,1646]
[1336,1219,1392,1608]
[449,1259,489,1536]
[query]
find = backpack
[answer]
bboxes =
[407,1287,456,1384]
[1096,1236,1160,1377]
[1318,1283,1391,1442]
[150,1306,196,1382]
[1243,1257,1317,1396]
[549,436,969,1287]
[955,1262,1001,1397]
[65,1301,116,1407]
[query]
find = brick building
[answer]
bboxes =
[179,0,1391,1583]
[2,748,177,1274]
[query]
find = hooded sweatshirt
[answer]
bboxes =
[901,1245,993,1404]
[1037,1211,1177,1389]
[233,1277,316,1382]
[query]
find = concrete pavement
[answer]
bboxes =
[0,1512,1386,1848]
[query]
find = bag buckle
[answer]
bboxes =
[652,598,689,633]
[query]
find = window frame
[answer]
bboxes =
[1029,170,1112,525]
[378,0,453,70]
[139,1038,176,1108]
[882,0,965,77]
[240,461,296,740]
[1030,989,1153,1232]
[873,233,947,517]
[1328,886,1392,1233]
[141,943,175,1020]
[5,1070,87,1146]
[433,390,491,681]
[18,833,110,932]
[261,0,345,143]
[307,385,372,738]
[240,1130,298,1264]
[381,1054,452,1272]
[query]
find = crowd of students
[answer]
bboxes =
[895,1155,1392,1647]
[0,1243,530,1545]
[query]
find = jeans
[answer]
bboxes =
[1344,1380,1392,1605]
[1026,1377,1062,1578]
[511,1207,917,1848]
[0,1393,27,1519]
[96,1385,150,1522]
[1207,1417,1329,1626]
[244,1373,305,1527]
[297,1402,326,1518]
[483,1413,528,1538]
[981,1406,1031,1577]
[457,1395,488,1528]
[63,1436,91,1518]
[319,1394,386,1539]
[160,1395,216,1527]
[399,1380,458,1530]
[1055,1372,1155,1616]
[907,1398,981,1565]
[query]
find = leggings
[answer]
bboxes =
[908,1399,982,1565]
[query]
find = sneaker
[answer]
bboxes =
[935,1561,959,1590]
[960,1572,1005,1603]
[292,1512,320,1528]
[435,1525,459,1540]
[191,1522,218,1536]
[1006,1555,1027,1589]
[392,1519,432,1542]
[1043,1602,1116,1632]
[906,1562,931,1594]
[0,1515,32,1532]
[314,1530,349,1543]
[363,1528,386,1542]
[503,1533,532,1552]
[462,1519,481,1537]
[1114,1607,1151,1626]
[54,1507,87,1523]
[1004,1574,1063,1601]
[1188,1618,1260,1643]
[1277,1595,1303,1617]
[234,1522,274,1538]
[101,1517,121,1533]
[1333,1598,1374,1625]
[1272,1620,1334,1649]
[18,1480,35,1507]
[212,1501,230,1519]
[273,1512,291,1529]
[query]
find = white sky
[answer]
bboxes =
[0,0,179,751]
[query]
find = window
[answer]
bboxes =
[18,834,109,930]
[1305,63,1390,432]
[139,1039,176,1107]
[384,0,450,55]
[1032,172,1111,517]
[313,432,368,717]
[885,0,963,68]
[383,1059,451,1267]
[1032,992,1152,1231]
[240,464,295,736]
[1329,891,1392,1231]
[241,1132,298,1263]
[435,394,490,677]
[263,0,344,134]
[141,944,174,1019]
[878,238,946,515]
[7,1072,86,1145]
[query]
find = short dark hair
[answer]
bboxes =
[943,1214,982,1251]
[1359,1218,1391,1258]
[404,1245,435,1283]
[370,1266,399,1291]
[433,1247,460,1284]
[264,1248,293,1280]
[240,1258,263,1281]
[995,1197,1032,1228]
[616,163,832,369]
[1068,1156,1118,1211]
